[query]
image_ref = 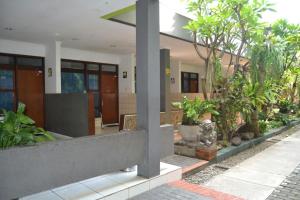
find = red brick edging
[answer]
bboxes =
[169,180,244,200]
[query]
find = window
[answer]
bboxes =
[61,61,117,118]
[181,72,199,93]
[0,55,15,112]
[61,61,85,93]
[87,64,100,117]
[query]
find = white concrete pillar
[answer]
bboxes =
[45,41,61,94]
[119,54,135,94]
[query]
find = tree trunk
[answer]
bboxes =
[251,110,260,137]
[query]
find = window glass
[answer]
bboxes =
[92,91,100,117]
[0,92,14,111]
[62,61,84,70]
[17,57,43,67]
[183,72,189,78]
[87,64,99,71]
[183,79,189,93]
[0,55,14,65]
[88,74,99,90]
[0,70,14,89]
[61,72,85,93]
[102,65,117,72]
[190,73,198,79]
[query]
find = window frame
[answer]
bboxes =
[181,71,199,93]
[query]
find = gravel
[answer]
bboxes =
[185,124,300,184]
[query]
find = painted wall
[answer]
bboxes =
[61,47,120,65]
[0,39,45,56]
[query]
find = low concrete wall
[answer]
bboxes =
[45,93,90,137]
[0,125,174,199]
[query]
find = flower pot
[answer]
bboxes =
[196,146,217,161]
[180,125,201,142]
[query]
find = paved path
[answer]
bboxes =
[267,164,300,200]
[205,127,300,200]
[130,180,243,200]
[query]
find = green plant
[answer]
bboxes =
[173,97,218,125]
[0,103,55,149]
[258,120,267,133]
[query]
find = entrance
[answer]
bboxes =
[101,65,119,125]
[0,54,45,127]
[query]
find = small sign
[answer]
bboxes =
[123,71,127,78]
[48,68,52,77]
[165,67,171,76]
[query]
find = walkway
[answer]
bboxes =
[205,127,300,200]
[267,164,300,200]
[130,180,242,200]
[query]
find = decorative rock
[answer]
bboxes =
[241,132,255,140]
[231,136,242,146]
[197,120,217,147]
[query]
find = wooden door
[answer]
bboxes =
[16,68,44,127]
[101,72,118,124]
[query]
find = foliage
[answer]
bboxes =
[0,103,55,149]
[173,97,218,125]
[258,120,267,133]
[184,0,300,146]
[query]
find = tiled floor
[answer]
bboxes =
[20,163,181,200]
[130,181,243,200]
[162,155,208,175]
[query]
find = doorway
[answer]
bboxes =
[0,54,45,127]
[101,65,119,125]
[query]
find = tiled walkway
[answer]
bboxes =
[267,164,300,200]
[130,181,243,200]
[162,155,208,175]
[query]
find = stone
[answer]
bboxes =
[231,136,242,146]
[197,120,217,147]
[241,132,255,140]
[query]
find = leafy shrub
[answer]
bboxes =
[259,120,267,133]
[274,112,291,125]
[0,103,55,149]
[278,100,297,114]
[172,97,218,125]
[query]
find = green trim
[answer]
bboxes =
[101,4,136,20]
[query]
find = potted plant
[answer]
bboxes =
[173,97,217,142]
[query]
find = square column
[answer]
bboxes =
[136,0,161,178]
[45,41,61,94]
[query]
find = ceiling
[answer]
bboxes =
[0,0,203,65]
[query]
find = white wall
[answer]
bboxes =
[0,39,45,57]
[118,54,135,94]
[61,48,120,65]
[170,59,181,93]
[170,59,205,93]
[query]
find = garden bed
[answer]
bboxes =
[213,119,300,163]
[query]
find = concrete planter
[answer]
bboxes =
[180,125,201,142]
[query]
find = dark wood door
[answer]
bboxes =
[16,68,44,127]
[101,72,118,124]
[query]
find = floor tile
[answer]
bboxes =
[53,183,103,200]
[20,191,62,200]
